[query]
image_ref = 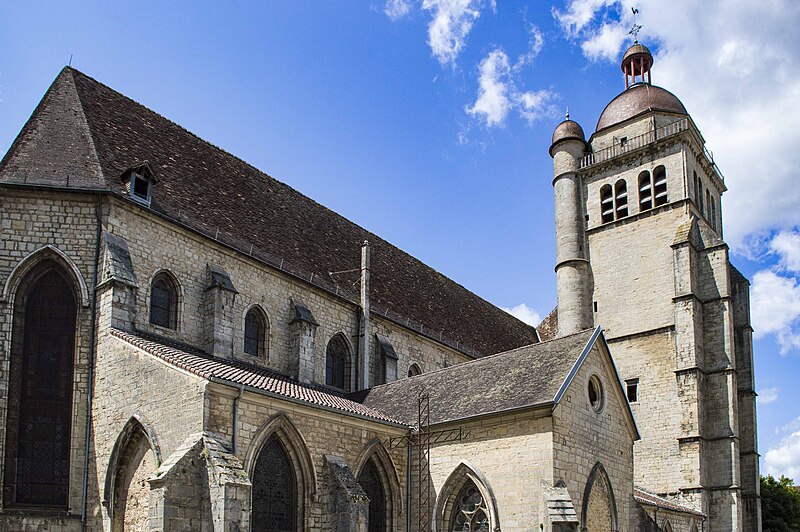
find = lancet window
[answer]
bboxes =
[3,265,76,507]
[252,436,296,531]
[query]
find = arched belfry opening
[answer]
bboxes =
[3,261,78,507]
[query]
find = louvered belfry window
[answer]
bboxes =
[252,436,296,531]
[3,268,76,507]
[358,460,387,532]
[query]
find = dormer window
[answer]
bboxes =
[121,161,158,206]
[130,172,152,203]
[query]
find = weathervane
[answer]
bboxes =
[629,7,642,43]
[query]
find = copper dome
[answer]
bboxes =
[550,120,586,155]
[595,84,687,132]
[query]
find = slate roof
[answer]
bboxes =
[109,328,405,426]
[634,488,705,517]
[0,67,537,358]
[354,328,596,426]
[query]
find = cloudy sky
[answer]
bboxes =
[2,1,799,480]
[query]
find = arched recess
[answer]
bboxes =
[407,363,422,378]
[325,332,354,391]
[2,260,80,508]
[661,520,674,532]
[580,462,618,532]
[104,416,161,530]
[1,245,90,307]
[244,413,317,529]
[354,439,403,531]
[435,461,501,532]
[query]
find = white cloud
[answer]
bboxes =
[580,23,628,62]
[757,386,780,405]
[770,230,800,273]
[751,269,800,354]
[422,0,487,66]
[501,303,541,327]
[551,0,800,250]
[516,25,545,68]
[467,50,513,126]
[467,34,557,128]
[765,428,800,480]
[384,0,412,20]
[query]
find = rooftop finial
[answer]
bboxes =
[629,7,642,43]
[565,106,570,121]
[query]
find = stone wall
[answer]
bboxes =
[206,383,409,531]
[106,199,471,393]
[91,328,207,529]
[0,188,101,529]
[552,341,636,531]
[427,412,554,531]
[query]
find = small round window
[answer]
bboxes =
[588,375,604,413]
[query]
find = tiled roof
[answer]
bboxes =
[0,67,537,358]
[536,307,558,342]
[354,329,596,426]
[109,328,406,426]
[634,488,705,517]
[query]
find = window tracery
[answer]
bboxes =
[325,335,350,390]
[450,481,490,531]
[4,266,76,507]
[252,436,296,532]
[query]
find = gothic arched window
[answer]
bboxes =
[3,265,76,507]
[149,272,178,329]
[358,460,387,532]
[326,335,351,391]
[244,307,267,358]
[252,436,296,532]
[450,480,491,531]
[711,197,718,232]
[408,363,422,378]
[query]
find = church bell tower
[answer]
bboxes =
[549,42,761,531]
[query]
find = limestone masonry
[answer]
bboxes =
[0,41,759,531]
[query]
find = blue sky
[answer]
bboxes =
[2,1,799,479]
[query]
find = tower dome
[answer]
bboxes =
[549,118,586,156]
[595,42,688,132]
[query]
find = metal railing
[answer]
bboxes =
[579,119,725,183]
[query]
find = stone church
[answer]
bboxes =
[0,41,759,531]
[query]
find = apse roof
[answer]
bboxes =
[0,67,538,358]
